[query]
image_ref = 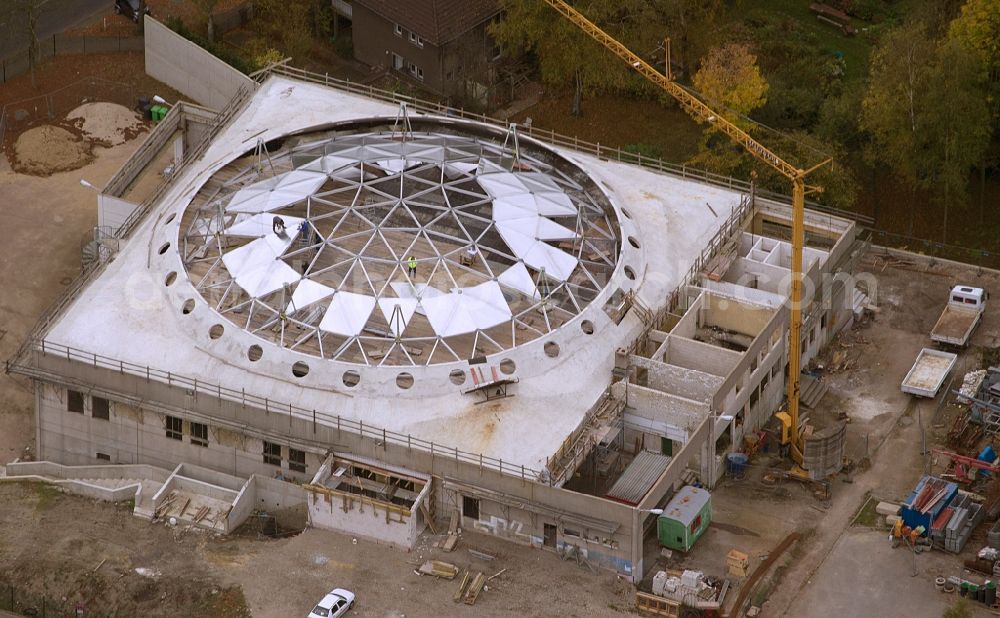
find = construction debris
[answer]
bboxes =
[726,549,749,577]
[417,560,459,580]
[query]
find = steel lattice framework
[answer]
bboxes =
[179,130,621,366]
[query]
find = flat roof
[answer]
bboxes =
[606,451,672,505]
[41,75,743,472]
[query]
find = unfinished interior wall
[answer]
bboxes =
[305,455,429,549]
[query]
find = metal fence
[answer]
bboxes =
[0,77,137,147]
[0,33,144,84]
[867,230,1000,272]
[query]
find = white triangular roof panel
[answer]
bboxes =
[286,279,334,312]
[498,262,540,300]
[318,292,376,336]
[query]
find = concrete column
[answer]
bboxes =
[630,508,642,584]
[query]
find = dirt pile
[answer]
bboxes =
[67,102,146,146]
[12,125,94,175]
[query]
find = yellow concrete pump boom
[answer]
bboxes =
[538,0,831,463]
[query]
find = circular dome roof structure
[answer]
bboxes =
[178,122,622,367]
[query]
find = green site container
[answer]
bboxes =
[150,105,168,123]
[656,485,712,552]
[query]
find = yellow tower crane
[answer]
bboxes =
[538,0,831,465]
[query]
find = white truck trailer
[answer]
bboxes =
[931,286,987,348]
[901,348,959,398]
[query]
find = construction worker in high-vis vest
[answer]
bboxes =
[407,255,417,277]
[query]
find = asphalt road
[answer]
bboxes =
[0,0,110,60]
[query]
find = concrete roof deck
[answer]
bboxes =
[41,75,740,472]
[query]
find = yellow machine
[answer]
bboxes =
[538,0,831,465]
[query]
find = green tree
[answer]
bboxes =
[948,0,1000,121]
[692,43,768,122]
[861,26,991,240]
[647,0,725,78]
[491,0,661,115]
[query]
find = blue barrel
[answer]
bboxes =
[727,453,749,476]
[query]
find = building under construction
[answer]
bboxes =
[7,51,862,580]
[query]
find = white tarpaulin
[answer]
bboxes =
[222,234,302,297]
[227,169,328,214]
[318,291,376,336]
[495,225,578,281]
[443,161,478,179]
[377,297,419,336]
[498,262,540,300]
[301,154,373,181]
[421,281,512,337]
[286,279,334,312]
[225,213,304,238]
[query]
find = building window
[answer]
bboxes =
[394,23,402,36]
[263,441,282,466]
[289,448,306,473]
[96,452,111,461]
[462,495,480,520]
[67,390,85,414]
[165,416,183,441]
[821,312,828,331]
[391,52,404,70]
[190,422,208,447]
[92,397,110,420]
[416,67,424,80]
[409,32,423,47]
[690,515,702,533]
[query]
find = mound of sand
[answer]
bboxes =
[13,125,93,176]
[67,102,145,146]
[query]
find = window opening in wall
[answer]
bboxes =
[67,389,84,414]
[821,312,828,330]
[263,441,282,466]
[660,437,673,456]
[394,23,402,36]
[462,495,480,520]
[391,52,404,71]
[165,415,183,441]
[190,422,208,447]
[289,448,306,473]
[690,514,702,533]
[543,523,557,548]
[96,452,111,461]
[564,528,581,538]
[92,396,110,420]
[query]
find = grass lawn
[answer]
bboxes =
[739,0,876,81]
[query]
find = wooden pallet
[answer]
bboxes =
[635,592,680,617]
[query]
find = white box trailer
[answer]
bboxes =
[902,348,958,398]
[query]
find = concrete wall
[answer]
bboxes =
[631,355,720,402]
[228,479,255,531]
[27,354,641,579]
[307,488,418,549]
[98,195,140,231]
[144,17,254,110]
[36,383,320,483]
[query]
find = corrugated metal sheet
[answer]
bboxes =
[605,451,672,505]
[663,485,711,526]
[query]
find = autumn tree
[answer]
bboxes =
[193,0,221,43]
[253,0,330,64]
[948,0,1000,122]
[692,43,768,123]
[647,0,725,78]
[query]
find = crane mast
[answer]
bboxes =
[538,0,831,464]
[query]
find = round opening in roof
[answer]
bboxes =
[158,242,170,255]
[164,213,176,225]
[499,358,516,375]
[624,265,636,281]
[209,324,224,339]
[181,299,195,314]
[292,361,309,377]
[178,124,622,367]
[248,344,263,361]
[628,236,640,249]
[449,369,466,385]
[164,271,177,286]
[544,341,560,358]
[620,208,632,220]
[581,320,595,335]
[343,370,360,387]
[396,372,414,389]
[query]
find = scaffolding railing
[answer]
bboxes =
[13,338,544,485]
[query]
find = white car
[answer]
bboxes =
[307,588,355,618]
